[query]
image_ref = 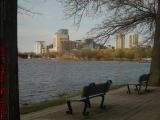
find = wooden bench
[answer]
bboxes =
[66,80,112,116]
[127,74,150,94]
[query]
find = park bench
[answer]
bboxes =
[66,80,112,116]
[127,74,150,94]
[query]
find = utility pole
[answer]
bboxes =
[0,0,20,120]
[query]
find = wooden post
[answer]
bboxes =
[0,0,20,120]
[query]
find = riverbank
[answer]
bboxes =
[20,57,151,63]
[60,58,151,62]
[21,86,160,120]
[20,85,124,114]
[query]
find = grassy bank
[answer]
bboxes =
[20,85,124,114]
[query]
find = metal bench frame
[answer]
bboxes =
[127,74,150,94]
[66,80,112,116]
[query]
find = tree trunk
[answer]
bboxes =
[149,1,160,86]
[0,0,20,119]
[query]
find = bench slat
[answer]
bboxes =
[67,96,86,101]
[67,93,104,101]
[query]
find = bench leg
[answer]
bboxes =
[137,85,141,94]
[145,83,148,92]
[66,101,72,114]
[127,84,131,94]
[100,95,105,109]
[87,99,91,108]
[135,85,138,91]
[83,101,89,116]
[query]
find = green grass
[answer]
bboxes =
[20,85,124,114]
[20,92,81,114]
[110,85,125,90]
[20,98,66,114]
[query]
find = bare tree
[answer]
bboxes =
[59,0,160,86]
[18,0,43,15]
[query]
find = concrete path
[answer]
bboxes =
[21,87,160,120]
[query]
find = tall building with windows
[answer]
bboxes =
[34,41,45,54]
[115,33,125,49]
[128,33,139,48]
[52,29,76,52]
[52,29,69,52]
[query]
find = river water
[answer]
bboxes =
[18,58,150,104]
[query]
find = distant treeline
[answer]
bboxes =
[18,47,152,60]
[18,52,41,59]
[18,52,56,59]
[56,47,152,60]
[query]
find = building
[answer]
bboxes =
[34,41,45,54]
[74,39,99,49]
[60,40,76,51]
[128,33,139,48]
[75,39,106,49]
[44,44,53,54]
[53,29,70,52]
[83,39,96,49]
[115,33,125,49]
[75,40,83,49]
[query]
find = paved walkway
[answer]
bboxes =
[21,87,160,120]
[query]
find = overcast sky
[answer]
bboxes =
[18,0,143,52]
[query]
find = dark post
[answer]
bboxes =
[0,0,20,120]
